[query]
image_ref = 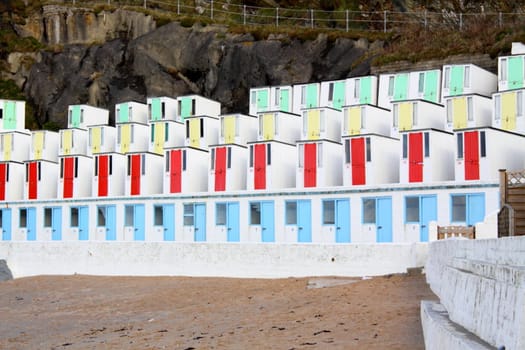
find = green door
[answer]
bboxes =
[180,97,193,119]
[450,66,464,96]
[3,101,17,130]
[423,71,439,103]
[306,84,319,108]
[150,98,162,121]
[509,56,524,89]
[117,103,129,123]
[332,81,346,110]
[279,88,290,112]
[394,74,408,101]
[360,77,372,104]
[70,105,81,128]
[257,89,269,111]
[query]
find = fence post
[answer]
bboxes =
[424,10,427,30]
[383,10,387,33]
[211,0,214,19]
[346,10,348,32]
[143,0,146,9]
[276,7,279,27]
[243,5,246,25]
[177,0,180,15]
[499,12,502,28]
[459,13,463,30]
[310,9,314,28]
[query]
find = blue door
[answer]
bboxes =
[51,207,62,241]
[420,196,437,242]
[335,199,350,243]
[162,204,175,241]
[78,206,89,240]
[194,203,206,242]
[227,202,240,242]
[1,208,11,240]
[297,200,312,243]
[377,197,392,243]
[467,193,485,226]
[133,204,145,241]
[102,205,116,241]
[26,207,36,241]
[261,201,275,242]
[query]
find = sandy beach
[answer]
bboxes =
[0,271,436,349]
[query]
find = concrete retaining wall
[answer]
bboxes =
[423,237,525,350]
[0,242,428,279]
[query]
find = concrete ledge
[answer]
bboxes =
[421,300,494,350]
[0,241,428,279]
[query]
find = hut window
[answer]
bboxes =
[266,144,271,165]
[210,148,215,170]
[251,91,256,105]
[302,111,307,135]
[451,195,466,222]
[165,152,170,173]
[97,206,106,226]
[344,139,350,164]
[186,120,190,138]
[424,133,430,157]
[95,156,98,176]
[182,150,187,171]
[301,86,306,105]
[249,145,253,168]
[362,198,376,224]
[446,100,453,123]
[361,107,366,129]
[457,133,464,159]
[298,144,303,168]
[393,104,399,127]
[412,102,418,126]
[150,125,155,142]
[467,97,473,121]
[444,67,450,89]
[220,118,224,138]
[117,126,121,144]
[322,200,335,225]
[128,106,133,121]
[518,92,523,117]
[161,102,166,119]
[216,203,226,226]
[130,125,134,143]
[154,205,163,226]
[418,72,425,94]
[44,208,52,227]
[275,88,280,105]
[124,205,134,227]
[480,131,486,158]
[109,155,113,175]
[354,79,360,99]
[200,118,204,138]
[60,158,64,178]
[320,110,325,133]
[328,82,334,102]
[227,147,232,169]
[38,162,41,181]
[464,66,470,88]
[127,155,131,176]
[366,137,371,162]
[249,202,261,225]
[80,109,84,123]
[0,209,2,227]
[274,113,279,135]
[402,134,408,159]
[343,109,349,132]
[388,76,395,97]
[71,207,79,227]
[285,201,297,225]
[5,163,8,182]
[500,58,507,81]
[74,157,79,178]
[317,143,323,167]
[165,122,169,141]
[19,208,27,228]
[494,96,501,120]
[141,154,146,175]
[405,197,420,223]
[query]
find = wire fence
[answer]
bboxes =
[47,0,525,33]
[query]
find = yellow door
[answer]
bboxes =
[120,124,131,154]
[453,97,467,129]
[153,122,164,154]
[189,118,200,148]
[399,102,413,131]
[502,92,516,131]
[307,110,320,140]
[62,130,72,155]
[91,127,101,154]
[223,116,236,144]
[33,132,44,160]
[262,113,275,141]
[3,134,12,161]
[348,107,361,135]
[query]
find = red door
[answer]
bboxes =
[409,133,423,183]
[465,131,480,180]
[254,144,266,190]
[214,147,227,191]
[130,154,141,195]
[170,150,182,193]
[98,155,109,197]
[63,157,74,198]
[304,143,317,188]
[28,162,38,199]
[0,163,6,200]
[351,138,366,185]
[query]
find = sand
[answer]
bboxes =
[0,271,436,349]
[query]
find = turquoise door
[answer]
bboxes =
[70,105,81,127]
[133,204,145,241]
[377,197,392,243]
[117,102,129,122]
[194,203,206,242]
[257,89,269,112]
[332,81,346,110]
[1,208,11,240]
[335,199,350,243]
[27,207,36,241]
[227,202,240,242]
[78,206,89,241]
[360,77,372,104]
[306,84,319,108]
[423,71,439,103]
[107,205,116,240]
[280,88,290,112]
[420,196,437,242]
[162,204,175,241]
[150,98,162,121]
[297,200,312,243]
[261,201,274,242]
[450,66,464,95]
[3,101,17,130]
[394,74,408,101]
[508,56,524,89]
[51,207,62,241]
[467,193,485,227]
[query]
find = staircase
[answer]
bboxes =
[498,169,525,236]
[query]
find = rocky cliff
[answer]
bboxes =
[3,5,380,127]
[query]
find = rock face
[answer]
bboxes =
[23,19,377,127]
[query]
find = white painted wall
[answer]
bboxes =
[116,101,148,123]
[59,128,88,156]
[342,104,391,137]
[219,113,258,145]
[0,131,30,162]
[2,161,24,200]
[0,99,25,131]
[68,104,109,129]
[146,96,178,121]
[87,125,116,155]
[301,107,342,142]
[29,130,59,162]
[444,94,493,132]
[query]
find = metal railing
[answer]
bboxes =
[45,0,525,33]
